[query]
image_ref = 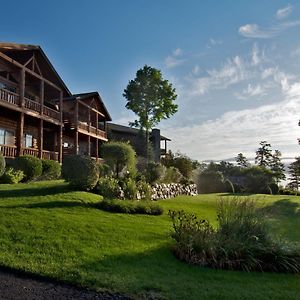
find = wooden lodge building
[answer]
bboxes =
[0,42,111,163]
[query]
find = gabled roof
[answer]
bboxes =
[64,92,112,121]
[0,42,71,97]
[107,123,171,141]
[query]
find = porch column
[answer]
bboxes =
[58,125,63,163]
[59,90,63,123]
[16,112,24,156]
[40,80,44,114]
[19,68,25,108]
[87,135,91,156]
[96,139,99,161]
[74,131,79,155]
[38,119,43,159]
[75,100,79,155]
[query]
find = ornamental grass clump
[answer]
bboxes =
[169,198,300,273]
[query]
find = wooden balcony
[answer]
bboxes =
[0,144,58,161]
[0,88,61,123]
[78,121,107,140]
[0,144,17,157]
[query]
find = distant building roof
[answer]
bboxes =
[63,92,112,121]
[107,123,171,141]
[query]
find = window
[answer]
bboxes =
[0,128,15,145]
[24,134,33,148]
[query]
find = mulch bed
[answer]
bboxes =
[0,269,131,300]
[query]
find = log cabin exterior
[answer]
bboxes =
[0,43,111,162]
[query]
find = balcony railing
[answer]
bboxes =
[0,88,20,106]
[0,144,17,157]
[42,150,59,161]
[0,88,60,122]
[78,122,107,139]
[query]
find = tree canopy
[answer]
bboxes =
[123,65,178,160]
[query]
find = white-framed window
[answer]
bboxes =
[0,128,15,145]
[24,134,33,148]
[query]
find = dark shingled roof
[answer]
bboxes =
[63,92,112,121]
[107,123,171,141]
[0,42,72,97]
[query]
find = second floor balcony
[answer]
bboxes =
[0,87,61,123]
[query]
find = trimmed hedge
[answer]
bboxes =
[98,199,163,215]
[12,155,42,181]
[42,159,61,180]
[0,167,24,184]
[0,153,5,177]
[62,155,99,191]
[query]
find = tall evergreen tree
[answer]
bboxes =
[288,157,300,190]
[255,141,272,167]
[235,153,249,168]
[270,150,286,184]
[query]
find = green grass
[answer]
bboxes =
[0,181,299,299]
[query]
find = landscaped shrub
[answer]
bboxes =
[137,180,151,200]
[96,176,121,199]
[98,199,163,215]
[169,198,300,273]
[122,177,138,200]
[163,166,182,183]
[41,159,61,180]
[62,155,99,190]
[269,183,279,195]
[98,163,111,177]
[143,162,165,184]
[0,167,24,184]
[12,155,42,181]
[0,153,5,177]
[101,142,137,178]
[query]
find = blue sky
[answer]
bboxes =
[2,0,300,161]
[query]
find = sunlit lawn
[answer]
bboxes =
[0,180,299,299]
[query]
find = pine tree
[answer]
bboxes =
[288,157,300,190]
[255,141,272,167]
[270,150,285,184]
[235,153,249,168]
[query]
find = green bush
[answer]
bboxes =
[98,163,111,177]
[0,167,24,184]
[122,177,138,200]
[269,183,279,195]
[144,162,165,184]
[0,153,5,177]
[169,198,300,273]
[98,199,163,215]
[41,159,61,180]
[163,166,182,183]
[101,142,137,178]
[96,176,121,199]
[137,180,151,200]
[12,155,42,181]
[62,155,99,191]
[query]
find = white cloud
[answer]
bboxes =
[163,97,300,161]
[276,4,293,19]
[238,21,300,39]
[236,83,266,99]
[164,48,185,68]
[251,43,264,65]
[206,38,223,48]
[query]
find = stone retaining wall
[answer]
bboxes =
[151,183,197,200]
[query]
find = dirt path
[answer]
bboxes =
[0,269,131,300]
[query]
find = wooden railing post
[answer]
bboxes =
[19,68,25,108]
[16,112,24,156]
[40,80,44,114]
[38,119,43,159]
[58,126,63,163]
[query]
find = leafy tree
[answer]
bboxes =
[255,141,272,167]
[288,157,300,190]
[235,153,249,168]
[123,65,178,161]
[196,170,225,194]
[161,150,199,180]
[101,142,137,178]
[270,150,286,184]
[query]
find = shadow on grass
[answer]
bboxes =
[260,199,300,218]
[0,184,72,198]
[4,200,94,210]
